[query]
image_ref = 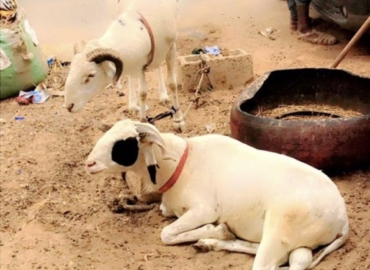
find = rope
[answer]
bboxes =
[183,54,212,118]
[146,53,213,125]
[147,106,178,125]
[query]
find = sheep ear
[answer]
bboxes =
[147,164,157,184]
[111,137,139,166]
[140,144,158,184]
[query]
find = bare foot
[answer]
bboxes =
[297,29,338,45]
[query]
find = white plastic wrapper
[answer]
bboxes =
[18,89,50,103]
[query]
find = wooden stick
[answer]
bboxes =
[330,16,370,68]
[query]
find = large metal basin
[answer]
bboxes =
[230,68,370,174]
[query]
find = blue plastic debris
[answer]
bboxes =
[47,57,55,67]
[15,116,25,121]
[205,46,221,55]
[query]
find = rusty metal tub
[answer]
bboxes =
[230,68,370,174]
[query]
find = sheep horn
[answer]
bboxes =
[86,48,123,84]
[135,122,169,158]
[73,40,86,55]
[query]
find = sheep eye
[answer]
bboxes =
[84,74,95,84]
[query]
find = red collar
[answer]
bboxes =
[137,12,155,71]
[159,141,189,193]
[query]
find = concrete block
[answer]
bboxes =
[177,49,253,92]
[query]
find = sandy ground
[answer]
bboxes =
[1,0,370,269]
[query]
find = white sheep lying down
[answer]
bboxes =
[64,0,184,129]
[85,119,349,270]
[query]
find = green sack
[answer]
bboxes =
[0,8,49,100]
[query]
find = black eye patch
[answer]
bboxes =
[111,137,139,166]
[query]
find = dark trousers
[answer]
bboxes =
[287,0,311,20]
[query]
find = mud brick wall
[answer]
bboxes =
[177,49,253,92]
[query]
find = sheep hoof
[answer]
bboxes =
[193,240,212,252]
[140,117,148,123]
[218,223,236,240]
[173,119,185,133]
[128,105,140,115]
[137,192,162,203]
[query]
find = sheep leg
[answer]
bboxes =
[138,71,149,122]
[193,238,259,254]
[110,194,156,213]
[160,203,176,217]
[193,239,311,269]
[123,171,162,203]
[278,248,313,270]
[166,44,185,130]
[128,76,140,114]
[160,210,234,245]
[251,213,291,270]
[251,238,290,270]
[156,67,170,105]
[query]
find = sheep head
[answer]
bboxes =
[64,47,123,113]
[85,119,170,185]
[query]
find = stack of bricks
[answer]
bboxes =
[177,49,254,92]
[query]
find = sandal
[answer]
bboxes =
[297,29,338,45]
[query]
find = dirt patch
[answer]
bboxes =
[1,1,370,270]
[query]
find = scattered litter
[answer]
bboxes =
[47,56,55,67]
[16,89,50,105]
[44,57,69,91]
[205,46,221,55]
[206,124,214,133]
[258,27,278,40]
[31,82,64,97]
[15,95,33,105]
[15,116,24,121]
[192,48,205,55]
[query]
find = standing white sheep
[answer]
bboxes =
[85,119,349,270]
[64,0,184,129]
[72,40,170,114]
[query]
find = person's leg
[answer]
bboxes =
[295,0,338,45]
[287,0,298,30]
[295,0,312,33]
